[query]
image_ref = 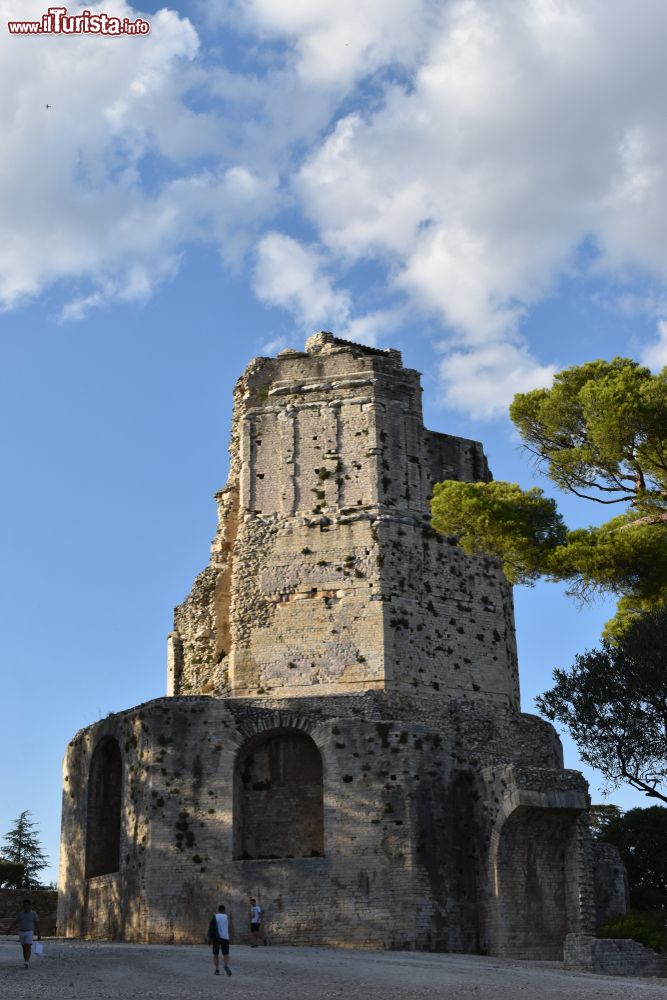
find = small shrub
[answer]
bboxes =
[597,910,667,953]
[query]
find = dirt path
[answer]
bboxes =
[1,939,664,1000]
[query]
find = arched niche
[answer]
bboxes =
[85,736,122,878]
[490,805,580,958]
[234,729,324,860]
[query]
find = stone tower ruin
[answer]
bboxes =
[58,332,596,956]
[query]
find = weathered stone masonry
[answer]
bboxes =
[58,332,606,957]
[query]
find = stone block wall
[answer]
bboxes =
[591,841,630,929]
[564,933,667,977]
[0,889,58,936]
[235,730,324,860]
[58,331,597,959]
[171,332,519,710]
[58,691,589,955]
[481,764,593,958]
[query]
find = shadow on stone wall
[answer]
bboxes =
[1,889,58,936]
[58,695,593,956]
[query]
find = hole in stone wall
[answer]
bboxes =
[85,736,122,878]
[234,730,324,860]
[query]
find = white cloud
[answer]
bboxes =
[612,292,667,319]
[7,0,667,417]
[439,342,557,420]
[338,308,406,349]
[211,0,435,86]
[259,334,289,355]
[253,232,351,330]
[290,0,667,406]
[0,1,276,313]
[641,319,667,371]
[252,235,408,348]
[58,257,181,322]
[297,3,607,337]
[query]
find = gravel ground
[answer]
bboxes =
[1,938,665,1000]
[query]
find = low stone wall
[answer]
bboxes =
[591,842,629,929]
[564,933,667,977]
[0,889,58,936]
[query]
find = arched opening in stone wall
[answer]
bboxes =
[85,737,123,878]
[491,805,580,959]
[234,730,324,860]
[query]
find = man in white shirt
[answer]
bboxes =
[250,898,262,947]
[207,904,233,976]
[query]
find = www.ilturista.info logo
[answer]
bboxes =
[8,7,150,34]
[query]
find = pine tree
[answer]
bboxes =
[1,810,49,888]
[431,357,667,638]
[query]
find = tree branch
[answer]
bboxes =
[620,767,667,804]
[617,512,667,529]
[563,485,633,505]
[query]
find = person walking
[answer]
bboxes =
[249,898,262,947]
[10,899,41,968]
[207,904,233,976]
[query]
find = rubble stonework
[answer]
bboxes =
[170,331,517,705]
[58,333,619,956]
[564,934,667,977]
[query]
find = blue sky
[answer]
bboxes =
[2,0,667,882]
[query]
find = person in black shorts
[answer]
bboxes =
[207,904,232,976]
[250,897,262,947]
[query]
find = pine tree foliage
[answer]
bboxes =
[431,358,667,637]
[588,803,623,838]
[1,810,49,889]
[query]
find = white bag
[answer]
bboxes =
[33,942,44,957]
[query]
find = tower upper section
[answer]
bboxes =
[169,333,519,709]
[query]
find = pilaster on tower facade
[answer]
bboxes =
[170,331,519,708]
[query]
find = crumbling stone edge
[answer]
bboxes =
[564,933,667,978]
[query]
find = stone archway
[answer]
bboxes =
[489,804,581,958]
[234,729,324,860]
[85,737,122,878]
